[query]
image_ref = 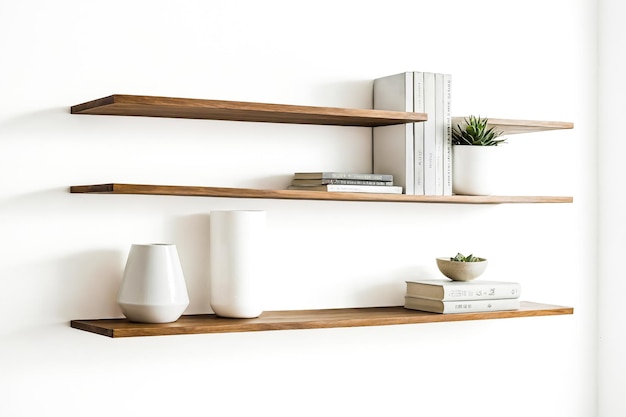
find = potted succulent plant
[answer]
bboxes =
[436,252,488,281]
[452,115,507,195]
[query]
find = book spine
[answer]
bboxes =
[440,298,520,313]
[423,72,436,195]
[406,282,521,300]
[294,172,393,181]
[442,74,452,196]
[442,283,521,300]
[413,72,425,195]
[329,180,392,186]
[293,179,393,186]
[373,72,414,195]
[434,73,444,195]
[404,296,521,313]
[325,172,393,181]
[289,184,403,194]
[326,184,402,194]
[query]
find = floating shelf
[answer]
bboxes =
[70,95,575,133]
[70,302,573,338]
[451,117,574,135]
[69,96,575,339]
[69,183,573,204]
[70,94,428,127]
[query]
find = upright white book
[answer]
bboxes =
[404,296,521,314]
[405,279,522,301]
[434,73,445,195]
[373,72,414,195]
[442,73,452,195]
[413,72,425,195]
[373,71,451,196]
[422,72,437,195]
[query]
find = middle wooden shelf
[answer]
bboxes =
[69,183,574,204]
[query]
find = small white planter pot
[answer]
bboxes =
[209,210,266,318]
[117,244,189,323]
[452,145,504,196]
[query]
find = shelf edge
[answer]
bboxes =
[452,116,574,135]
[70,94,428,126]
[71,302,574,338]
[69,183,574,204]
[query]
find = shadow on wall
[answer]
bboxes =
[351,265,431,307]
[65,213,213,321]
[59,249,125,320]
[164,213,212,314]
[0,187,126,324]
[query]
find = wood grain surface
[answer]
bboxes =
[71,302,573,338]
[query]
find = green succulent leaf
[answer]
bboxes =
[452,115,506,146]
[450,252,483,262]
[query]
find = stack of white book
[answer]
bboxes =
[403,279,521,314]
[288,172,403,194]
[373,71,452,196]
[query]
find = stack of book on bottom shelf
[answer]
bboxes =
[288,172,403,194]
[404,279,522,314]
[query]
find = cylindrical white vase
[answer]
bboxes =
[209,210,266,318]
[117,243,189,323]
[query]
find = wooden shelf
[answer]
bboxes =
[70,301,573,338]
[71,95,575,133]
[70,183,573,204]
[68,96,575,340]
[452,117,574,135]
[71,94,427,127]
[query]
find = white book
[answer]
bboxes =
[288,184,403,194]
[434,73,445,195]
[413,72,425,195]
[423,72,437,195]
[405,279,521,301]
[373,72,414,195]
[404,296,521,314]
[443,74,453,196]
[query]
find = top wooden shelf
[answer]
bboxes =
[452,117,574,135]
[70,94,428,127]
[70,95,574,133]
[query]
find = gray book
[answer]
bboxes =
[293,172,393,181]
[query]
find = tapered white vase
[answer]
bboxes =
[117,243,189,323]
[209,210,266,318]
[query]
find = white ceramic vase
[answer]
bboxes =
[209,210,266,318]
[117,243,189,323]
[452,145,503,196]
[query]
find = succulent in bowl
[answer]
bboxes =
[436,253,488,281]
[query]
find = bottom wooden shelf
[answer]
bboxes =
[71,301,573,338]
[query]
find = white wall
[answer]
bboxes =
[598,1,626,416]
[0,1,596,416]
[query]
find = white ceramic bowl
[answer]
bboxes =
[436,257,488,281]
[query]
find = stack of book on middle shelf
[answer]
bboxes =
[373,71,452,196]
[403,279,521,314]
[288,172,403,194]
